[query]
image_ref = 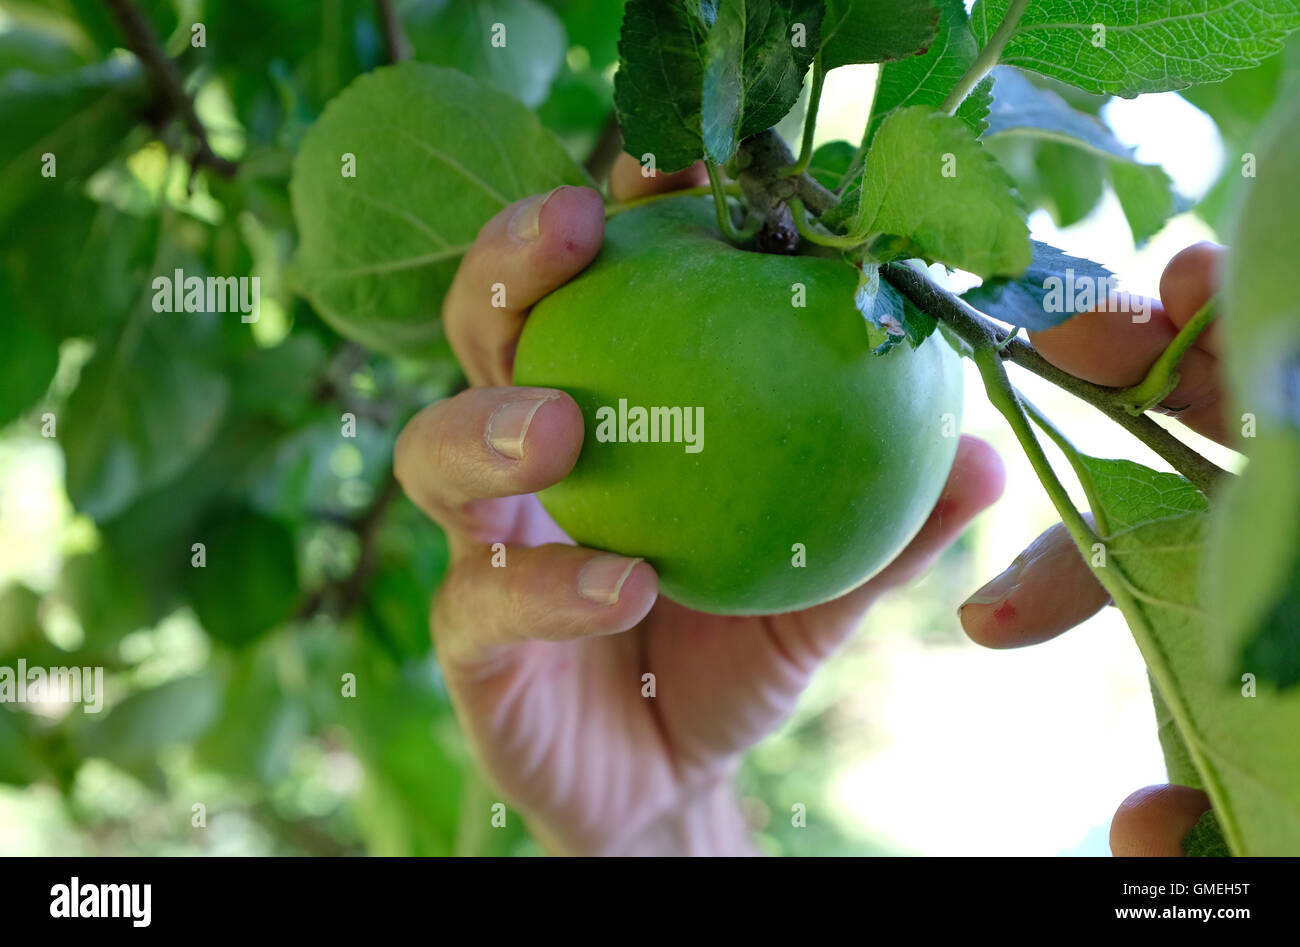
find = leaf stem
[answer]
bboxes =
[1019,394,1112,538]
[788,198,865,249]
[1116,296,1217,415]
[603,184,722,218]
[705,162,760,244]
[782,57,825,177]
[881,262,1230,495]
[939,0,1030,114]
[972,345,1100,549]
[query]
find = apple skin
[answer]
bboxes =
[513,197,963,615]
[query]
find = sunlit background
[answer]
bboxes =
[743,65,1242,856]
[0,2,1260,855]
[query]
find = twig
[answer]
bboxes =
[374,0,411,64]
[585,114,625,182]
[102,0,237,178]
[882,262,1230,495]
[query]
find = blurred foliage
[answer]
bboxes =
[0,0,1288,856]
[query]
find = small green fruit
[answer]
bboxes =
[514,198,962,614]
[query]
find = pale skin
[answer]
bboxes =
[394,154,1227,856]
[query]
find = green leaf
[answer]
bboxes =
[62,314,230,521]
[0,283,59,428]
[1238,561,1300,690]
[956,73,994,137]
[852,106,1031,278]
[0,27,88,75]
[1079,457,1208,535]
[3,194,161,341]
[1180,33,1300,147]
[196,647,309,783]
[0,583,42,659]
[1033,141,1105,227]
[320,635,462,855]
[820,0,938,70]
[979,64,1181,240]
[964,240,1113,331]
[67,0,179,53]
[181,509,299,648]
[1184,35,1300,232]
[1150,679,1202,788]
[403,0,567,108]
[536,61,617,151]
[702,0,746,162]
[246,416,396,522]
[81,673,223,765]
[807,139,855,189]
[231,333,330,425]
[1108,513,1300,855]
[1183,809,1232,857]
[1108,160,1179,247]
[59,546,158,648]
[971,0,1300,97]
[863,0,986,148]
[0,58,145,229]
[852,262,937,352]
[541,0,628,67]
[984,66,1132,160]
[0,706,45,787]
[702,0,823,163]
[1211,91,1300,690]
[201,0,375,127]
[613,0,709,172]
[289,63,591,358]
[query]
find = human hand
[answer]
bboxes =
[395,154,1005,856]
[958,242,1227,855]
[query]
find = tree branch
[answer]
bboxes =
[374,0,411,64]
[585,113,625,182]
[734,129,839,253]
[102,0,237,178]
[882,262,1231,495]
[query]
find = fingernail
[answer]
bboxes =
[486,393,557,460]
[508,186,565,242]
[578,555,642,605]
[959,557,1025,611]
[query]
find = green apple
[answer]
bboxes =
[513,197,963,614]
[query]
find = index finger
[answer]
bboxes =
[444,184,605,388]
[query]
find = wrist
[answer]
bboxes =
[531,777,760,857]
[616,779,759,857]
